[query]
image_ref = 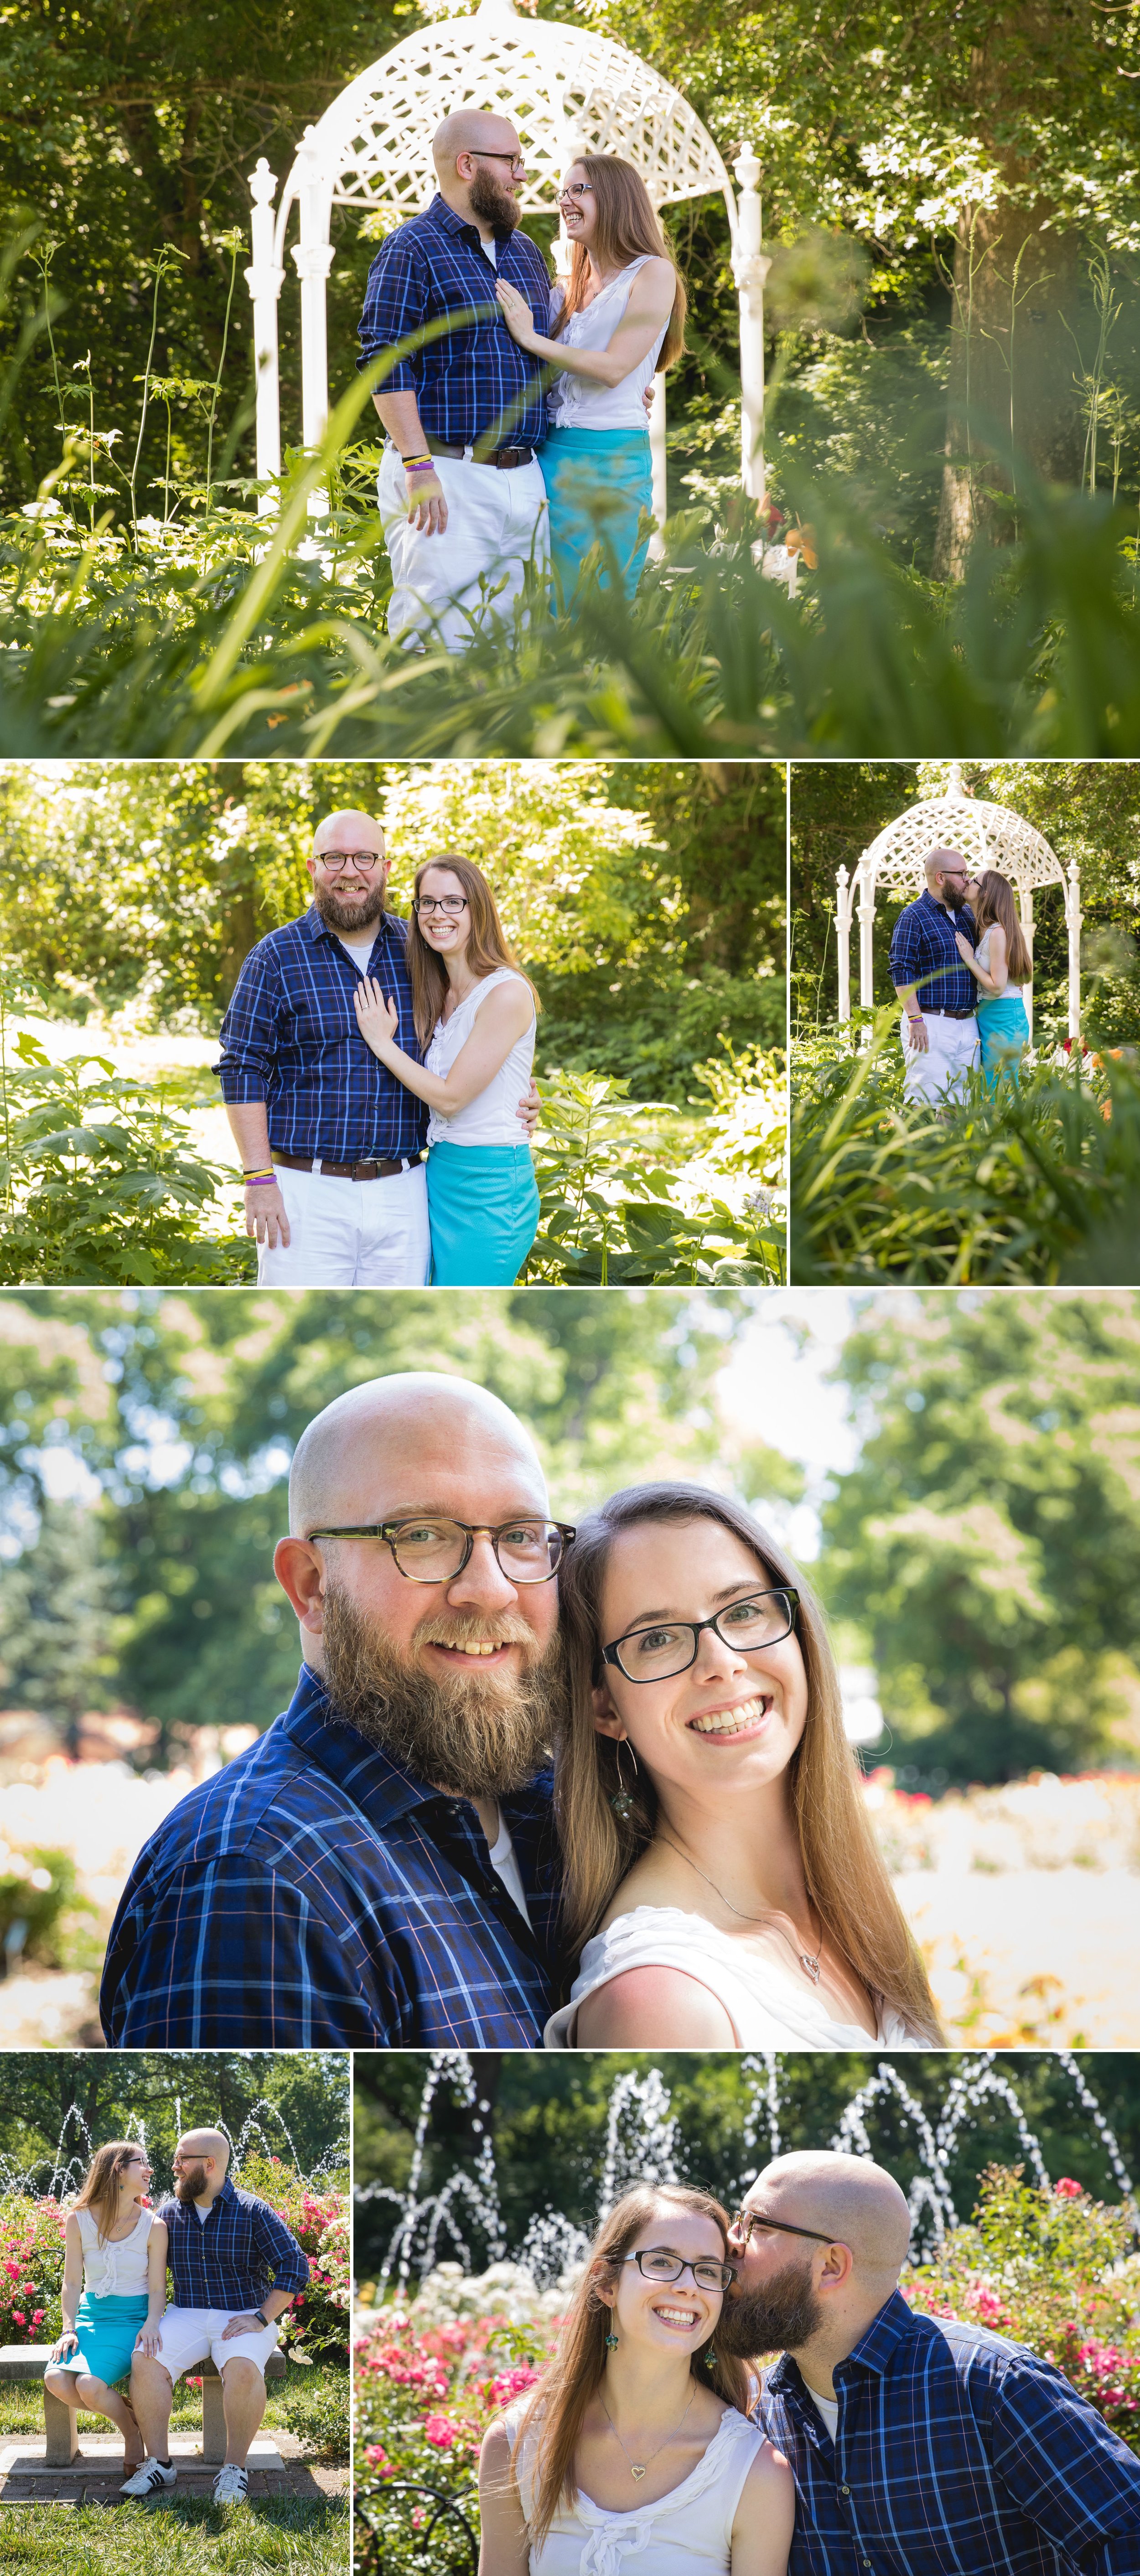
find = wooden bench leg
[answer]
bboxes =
[43,2387,80,2466]
[201,2375,227,2464]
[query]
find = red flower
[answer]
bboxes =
[1054,2178,1083,2199]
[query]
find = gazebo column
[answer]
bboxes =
[245,160,285,511]
[1020,881,1034,1044]
[857,866,877,1009]
[291,124,335,501]
[731,149,769,500]
[1066,861,1082,1037]
[835,865,853,1023]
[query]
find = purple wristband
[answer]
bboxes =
[244,1173,279,1186]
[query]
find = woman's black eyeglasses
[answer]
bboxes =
[601,1589,799,1683]
[304,1515,575,1584]
[617,2246,736,2292]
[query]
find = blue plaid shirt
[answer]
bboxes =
[99,1666,561,2049]
[215,902,425,1165]
[888,890,978,1015]
[358,193,550,449]
[157,2175,309,2312]
[758,2291,1140,2576]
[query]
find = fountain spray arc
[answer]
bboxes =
[1,2094,348,2204]
[356,2050,1136,2293]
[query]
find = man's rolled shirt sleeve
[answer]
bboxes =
[991,2353,1140,2574]
[358,234,431,394]
[253,2200,310,2299]
[215,945,285,1105]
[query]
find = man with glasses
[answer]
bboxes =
[100,1373,572,2049]
[889,846,981,1105]
[716,2150,1140,2576]
[215,807,537,1284]
[360,108,551,652]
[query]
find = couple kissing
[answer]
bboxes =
[100,1372,943,2052]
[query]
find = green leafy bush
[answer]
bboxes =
[0,1846,93,1972]
[355,2303,558,2575]
[281,2370,351,2462]
[236,2154,349,2367]
[527,1061,785,1285]
[0,2198,67,2346]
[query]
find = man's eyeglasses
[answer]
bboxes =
[316,852,384,873]
[415,896,468,917]
[618,2246,736,2292]
[731,2209,837,2248]
[474,151,527,172]
[601,1589,799,1683]
[304,1515,575,1584]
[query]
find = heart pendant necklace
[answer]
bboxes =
[600,2385,695,2483]
[655,1834,824,1986]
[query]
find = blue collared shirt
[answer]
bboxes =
[156,2174,310,2311]
[358,193,550,449]
[214,903,427,1164]
[757,2289,1140,2576]
[99,1666,561,2049]
[888,889,978,1014]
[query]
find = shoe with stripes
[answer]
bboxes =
[212,2463,250,2504]
[119,2460,176,2498]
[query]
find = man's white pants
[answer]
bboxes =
[378,447,548,653]
[256,1161,430,1286]
[145,2306,280,2382]
[900,1012,979,1107]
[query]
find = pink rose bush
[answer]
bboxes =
[354,2302,557,2566]
[0,2197,69,2346]
[902,2167,1140,2454]
[225,2153,349,2365]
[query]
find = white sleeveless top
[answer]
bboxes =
[505,2396,765,2574]
[975,925,1023,1001]
[424,969,536,1149]
[544,1905,921,2051]
[547,258,667,432]
[75,2204,154,2297]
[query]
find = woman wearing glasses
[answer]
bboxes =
[546,1484,944,2049]
[493,155,685,604]
[352,852,541,1285]
[44,2142,168,2476]
[478,2182,793,2574]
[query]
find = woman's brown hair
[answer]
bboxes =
[554,1483,944,2043]
[405,852,541,1050]
[511,2184,748,2549]
[973,871,1032,986]
[553,156,687,369]
[75,2142,143,2247]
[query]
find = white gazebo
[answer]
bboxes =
[834,764,1082,1041]
[244,0,768,524]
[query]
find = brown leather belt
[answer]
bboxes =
[921,1007,976,1020]
[272,1151,412,1182]
[423,437,534,469]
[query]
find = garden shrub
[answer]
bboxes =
[0,1848,91,1971]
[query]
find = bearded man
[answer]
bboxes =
[124,2128,308,2507]
[718,2151,1140,2576]
[215,808,538,1286]
[99,1375,570,2048]
[360,110,552,652]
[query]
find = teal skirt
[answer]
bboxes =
[977,993,1030,1089]
[54,2292,148,2388]
[540,426,653,605]
[426,1141,540,1286]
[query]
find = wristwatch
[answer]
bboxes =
[252,2308,269,2326]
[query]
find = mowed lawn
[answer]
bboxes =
[0,2499,348,2571]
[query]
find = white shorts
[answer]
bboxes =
[145,2306,280,2382]
[899,1010,979,1106]
[378,446,548,653]
[256,1158,430,1287]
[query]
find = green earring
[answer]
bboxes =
[609,1738,637,1825]
[604,2328,619,2351]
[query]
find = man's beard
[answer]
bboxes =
[718,2256,824,2360]
[175,2163,208,2205]
[469,168,520,233]
[321,1584,564,1799]
[313,882,387,936]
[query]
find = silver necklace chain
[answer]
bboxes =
[599,2382,696,2481]
[654,1833,824,1984]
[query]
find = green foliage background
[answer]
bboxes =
[0,2048,349,2190]
[0,756,784,1101]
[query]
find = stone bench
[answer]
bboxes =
[0,2343,286,2465]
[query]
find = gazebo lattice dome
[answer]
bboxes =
[244,0,768,525]
[834,763,1082,1040]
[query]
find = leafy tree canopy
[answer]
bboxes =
[0,2047,349,2189]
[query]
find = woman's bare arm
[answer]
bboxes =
[730,2439,797,2576]
[352,976,534,1115]
[574,1965,736,2048]
[495,260,675,386]
[955,924,1006,994]
[52,2213,83,2348]
[136,2219,169,2355]
[478,2418,531,2576]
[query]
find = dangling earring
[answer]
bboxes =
[604,2328,619,2350]
[609,1737,637,1825]
[703,2346,718,2371]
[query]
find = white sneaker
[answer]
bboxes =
[119,2460,176,2498]
[212,2464,250,2505]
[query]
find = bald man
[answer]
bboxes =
[215,808,537,1284]
[889,847,981,1106]
[359,109,551,651]
[719,2152,1140,2576]
[122,2128,309,2506]
[100,1372,570,2049]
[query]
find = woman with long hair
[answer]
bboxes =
[493,154,685,604]
[546,1484,945,2049]
[352,851,542,1285]
[955,869,1032,1089]
[44,2141,168,2473]
[478,2182,793,2574]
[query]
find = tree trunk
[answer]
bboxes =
[934,194,1086,581]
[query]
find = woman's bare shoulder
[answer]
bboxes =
[575,1963,736,2047]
